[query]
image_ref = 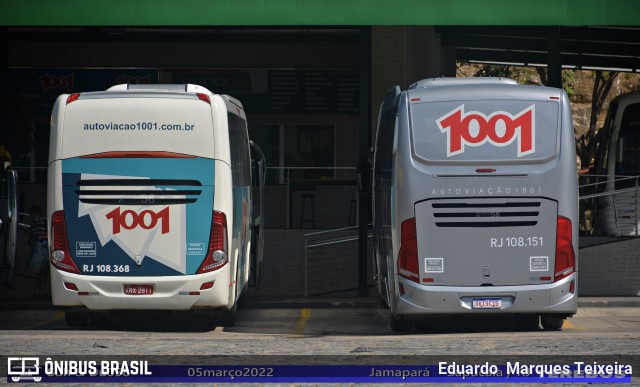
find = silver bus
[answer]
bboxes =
[372,78,578,331]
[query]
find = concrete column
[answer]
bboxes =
[404,26,456,87]
[547,27,562,88]
[358,27,372,296]
[371,26,455,133]
[371,26,405,128]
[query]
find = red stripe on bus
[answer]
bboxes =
[80,151,196,158]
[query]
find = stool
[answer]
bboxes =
[299,194,316,228]
[348,199,357,226]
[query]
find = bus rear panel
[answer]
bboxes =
[48,85,252,322]
[373,78,578,331]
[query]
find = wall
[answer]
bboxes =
[250,229,307,296]
[253,232,640,297]
[579,238,640,296]
[248,228,374,297]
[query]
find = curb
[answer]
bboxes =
[577,298,640,308]
[243,297,387,309]
[2,297,639,311]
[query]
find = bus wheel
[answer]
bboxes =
[389,314,411,332]
[515,314,540,331]
[217,304,237,327]
[541,315,565,330]
[65,312,89,327]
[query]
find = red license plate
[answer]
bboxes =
[123,284,154,295]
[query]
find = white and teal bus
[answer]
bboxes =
[48,84,262,327]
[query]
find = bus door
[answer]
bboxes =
[373,86,401,305]
[249,141,266,288]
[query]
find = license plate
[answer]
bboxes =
[472,298,502,309]
[123,284,154,295]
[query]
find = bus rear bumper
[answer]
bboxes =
[50,267,231,311]
[395,274,577,316]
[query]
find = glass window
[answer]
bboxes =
[411,100,558,163]
[228,113,251,187]
[284,125,334,180]
[248,124,335,183]
[614,103,640,189]
[616,103,640,175]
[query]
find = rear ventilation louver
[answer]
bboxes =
[76,179,202,205]
[432,201,540,228]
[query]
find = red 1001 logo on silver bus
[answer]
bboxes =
[436,105,535,157]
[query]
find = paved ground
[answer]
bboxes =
[2,298,639,385]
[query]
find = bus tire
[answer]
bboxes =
[515,314,540,331]
[389,313,411,332]
[541,315,565,330]
[217,304,237,327]
[65,312,89,327]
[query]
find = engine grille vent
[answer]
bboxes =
[75,179,202,205]
[432,201,540,228]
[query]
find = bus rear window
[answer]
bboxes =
[615,103,640,179]
[61,98,214,159]
[410,100,559,163]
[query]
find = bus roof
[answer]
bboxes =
[409,77,517,89]
[107,83,214,94]
[610,89,640,106]
[407,80,562,103]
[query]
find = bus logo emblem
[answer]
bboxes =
[105,207,170,235]
[437,105,535,157]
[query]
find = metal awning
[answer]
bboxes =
[438,26,640,72]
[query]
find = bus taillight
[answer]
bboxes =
[554,216,575,282]
[197,211,228,274]
[66,93,81,104]
[398,217,420,283]
[196,93,211,104]
[51,211,81,274]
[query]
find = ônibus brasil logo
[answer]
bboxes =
[436,105,535,157]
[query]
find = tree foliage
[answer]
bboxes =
[475,64,575,95]
[472,64,618,169]
[576,71,618,169]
